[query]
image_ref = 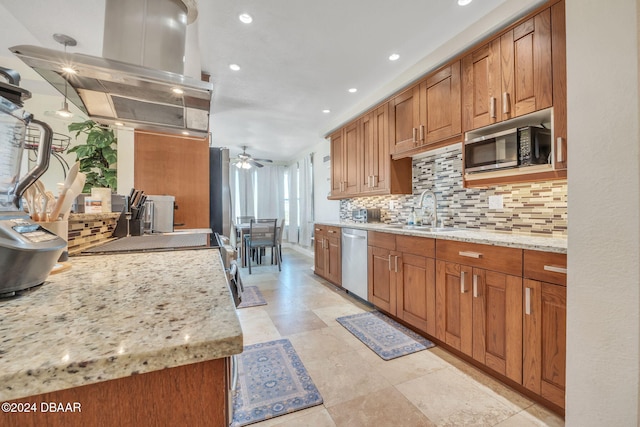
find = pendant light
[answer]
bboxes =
[53,33,77,119]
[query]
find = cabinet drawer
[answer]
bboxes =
[368,231,396,250]
[524,250,567,286]
[314,224,326,235]
[436,239,522,276]
[325,226,341,236]
[396,235,435,258]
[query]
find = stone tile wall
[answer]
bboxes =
[67,213,120,255]
[340,144,567,236]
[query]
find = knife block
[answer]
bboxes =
[113,211,143,237]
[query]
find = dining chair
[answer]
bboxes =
[274,218,285,263]
[244,218,280,274]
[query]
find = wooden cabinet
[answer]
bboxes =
[462,8,552,130]
[523,250,567,410]
[313,224,341,286]
[436,240,523,383]
[329,121,360,197]
[391,62,462,158]
[368,232,436,335]
[551,0,567,171]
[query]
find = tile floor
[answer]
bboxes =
[236,248,565,427]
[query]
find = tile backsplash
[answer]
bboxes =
[340,144,567,236]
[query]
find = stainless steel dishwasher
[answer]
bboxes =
[341,228,368,301]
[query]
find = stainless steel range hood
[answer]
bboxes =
[10,45,212,136]
[9,0,212,137]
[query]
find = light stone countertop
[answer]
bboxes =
[0,248,243,401]
[317,221,567,254]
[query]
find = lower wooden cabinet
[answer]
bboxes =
[313,224,341,286]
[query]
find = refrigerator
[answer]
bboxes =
[209,147,232,238]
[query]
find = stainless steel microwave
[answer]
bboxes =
[464,126,552,173]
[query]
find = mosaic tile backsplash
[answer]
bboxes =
[340,144,567,236]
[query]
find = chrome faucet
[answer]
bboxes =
[417,190,438,227]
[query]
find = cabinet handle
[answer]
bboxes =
[502,92,510,114]
[412,127,417,143]
[460,271,467,293]
[473,274,478,298]
[328,230,336,234]
[557,137,564,163]
[372,175,377,187]
[368,176,372,188]
[388,254,392,271]
[315,228,321,231]
[544,265,567,274]
[490,97,496,119]
[394,255,399,273]
[525,287,531,315]
[459,251,483,259]
[419,125,425,142]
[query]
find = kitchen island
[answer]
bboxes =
[0,248,242,427]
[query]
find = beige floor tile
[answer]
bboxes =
[271,310,327,336]
[246,405,333,427]
[304,350,391,408]
[327,386,434,427]
[396,367,518,426]
[494,404,565,427]
[312,304,368,327]
[356,347,449,385]
[236,308,281,345]
[287,327,356,363]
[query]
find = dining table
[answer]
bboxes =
[235,222,280,267]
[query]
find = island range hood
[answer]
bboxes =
[10,0,212,137]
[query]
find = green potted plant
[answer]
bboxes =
[67,120,117,192]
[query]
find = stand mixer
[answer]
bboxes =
[0,67,65,297]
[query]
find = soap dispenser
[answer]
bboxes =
[408,207,416,226]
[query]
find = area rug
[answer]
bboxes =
[336,311,435,360]
[232,338,323,426]
[237,286,267,309]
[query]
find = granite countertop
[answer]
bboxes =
[0,249,243,401]
[316,221,567,254]
[68,212,121,221]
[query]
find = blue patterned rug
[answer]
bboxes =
[238,286,267,308]
[336,311,435,360]
[232,338,323,426]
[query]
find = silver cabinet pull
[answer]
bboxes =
[395,255,399,273]
[473,274,478,298]
[459,251,483,259]
[460,271,467,293]
[231,354,239,392]
[372,175,377,187]
[490,97,496,119]
[388,254,392,271]
[525,287,531,315]
[412,127,417,143]
[502,92,510,114]
[544,265,567,274]
[328,229,336,234]
[419,125,425,142]
[557,137,564,163]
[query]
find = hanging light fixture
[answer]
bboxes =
[53,33,77,119]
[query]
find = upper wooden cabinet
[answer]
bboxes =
[463,8,552,130]
[330,120,360,197]
[391,61,462,158]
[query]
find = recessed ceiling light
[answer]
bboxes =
[322,109,331,114]
[182,131,190,135]
[114,122,124,126]
[172,87,184,95]
[458,0,472,5]
[239,13,253,24]
[388,53,400,61]
[348,88,357,93]
[229,64,241,71]
[61,66,77,74]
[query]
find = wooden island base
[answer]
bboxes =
[0,358,228,427]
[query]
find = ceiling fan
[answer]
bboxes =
[231,146,274,169]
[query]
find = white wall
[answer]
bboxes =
[566,0,640,425]
[311,139,340,222]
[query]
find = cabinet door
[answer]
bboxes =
[435,260,473,356]
[343,121,360,195]
[330,130,344,196]
[325,230,341,286]
[472,269,523,383]
[397,253,436,336]
[551,0,567,170]
[389,85,420,155]
[462,39,502,131]
[523,279,566,409]
[368,246,396,315]
[314,232,326,278]
[500,9,552,119]
[367,104,391,192]
[361,112,374,192]
[422,61,462,144]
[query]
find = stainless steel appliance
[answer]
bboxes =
[464,126,552,173]
[352,208,380,223]
[341,228,368,301]
[0,67,65,296]
[144,195,175,233]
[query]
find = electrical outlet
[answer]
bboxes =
[488,195,504,210]
[389,200,395,210]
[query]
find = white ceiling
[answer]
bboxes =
[0,0,544,162]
